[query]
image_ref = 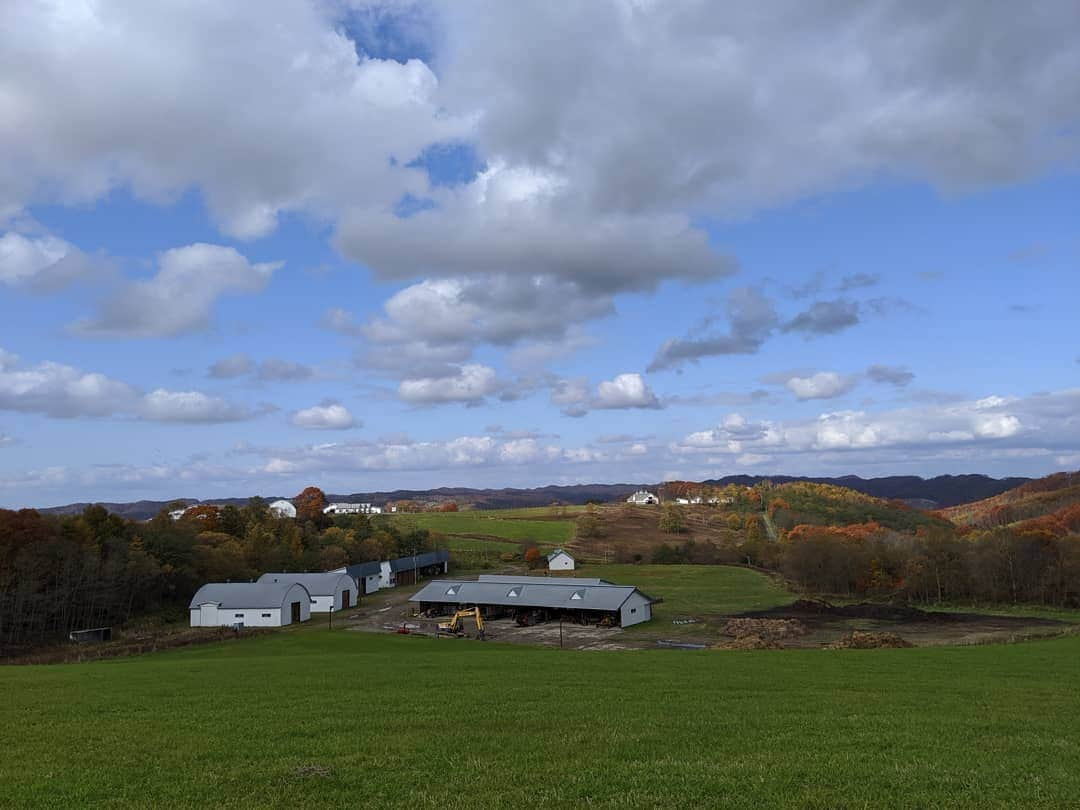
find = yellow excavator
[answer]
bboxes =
[437,607,486,640]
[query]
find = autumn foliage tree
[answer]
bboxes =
[524,547,542,569]
[294,486,328,523]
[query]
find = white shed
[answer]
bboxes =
[188,582,312,627]
[618,589,653,627]
[269,499,297,518]
[257,572,357,612]
[547,549,575,571]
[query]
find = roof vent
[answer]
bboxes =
[507,587,520,597]
[570,590,585,601]
[446,586,459,596]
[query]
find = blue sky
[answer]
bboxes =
[1,1,1078,507]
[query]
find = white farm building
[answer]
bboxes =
[547,549,575,571]
[626,490,659,505]
[323,502,382,515]
[257,572,357,612]
[269,499,297,518]
[189,582,312,628]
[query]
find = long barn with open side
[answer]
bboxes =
[409,575,655,627]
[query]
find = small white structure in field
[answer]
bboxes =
[547,549,575,571]
[323,502,382,515]
[626,490,659,505]
[269,499,297,518]
[257,572,357,612]
[189,582,312,627]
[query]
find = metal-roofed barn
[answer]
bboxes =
[410,576,655,627]
[334,561,382,595]
[386,549,449,587]
[256,572,356,612]
[189,582,312,627]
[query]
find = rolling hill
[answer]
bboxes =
[939,471,1080,528]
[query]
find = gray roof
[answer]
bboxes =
[409,579,651,612]
[477,574,611,586]
[389,549,448,573]
[257,572,354,596]
[342,561,382,579]
[546,548,573,562]
[189,581,312,610]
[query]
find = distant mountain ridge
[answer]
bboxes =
[30,474,1030,520]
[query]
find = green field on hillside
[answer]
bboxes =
[579,563,794,623]
[393,512,575,545]
[4,631,1080,807]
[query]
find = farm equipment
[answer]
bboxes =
[438,607,486,640]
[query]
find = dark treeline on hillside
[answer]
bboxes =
[0,498,432,654]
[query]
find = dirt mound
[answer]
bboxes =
[722,618,808,640]
[828,631,913,649]
[742,600,945,623]
[713,635,781,650]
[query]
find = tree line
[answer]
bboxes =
[0,488,432,653]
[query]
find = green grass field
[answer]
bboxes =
[393,512,575,545]
[578,564,793,629]
[4,629,1080,808]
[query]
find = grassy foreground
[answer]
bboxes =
[4,630,1080,808]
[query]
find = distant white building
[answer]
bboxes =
[323,502,382,515]
[269,499,297,518]
[547,549,575,571]
[626,490,659,505]
[189,582,312,628]
[257,572,357,612]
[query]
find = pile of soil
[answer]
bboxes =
[722,618,808,640]
[713,635,782,650]
[828,631,913,649]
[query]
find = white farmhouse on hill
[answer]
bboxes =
[626,490,659,505]
[547,549,575,571]
[189,582,312,627]
[269,499,296,518]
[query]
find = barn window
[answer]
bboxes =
[234,613,244,618]
[631,608,637,614]
[262,613,271,618]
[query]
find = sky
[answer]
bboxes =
[1,0,1079,507]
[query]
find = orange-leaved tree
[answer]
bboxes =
[294,486,328,523]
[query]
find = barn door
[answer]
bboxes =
[342,589,351,609]
[290,601,301,623]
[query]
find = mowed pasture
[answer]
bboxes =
[391,511,575,550]
[4,630,1080,808]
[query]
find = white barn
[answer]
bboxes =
[323,502,382,515]
[626,490,659,505]
[189,582,312,628]
[547,549,575,571]
[257,572,357,612]
[269,499,297,518]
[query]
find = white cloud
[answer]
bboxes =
[0,1,464,237]
[289,402,357,430]
[785,371,857,401]
[593,373,661,410]
[0,230,102,290]
[0,348,257,422]
[398,363,499,404]
[674,389,1080,466]
[76,243,280,337]
[137,390,253,424]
